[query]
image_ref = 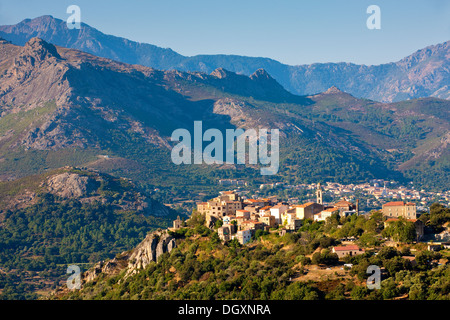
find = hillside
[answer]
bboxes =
[0,15,449,102]
[0,37,448,194]
[52,209,450,301]
[0,166,181,299]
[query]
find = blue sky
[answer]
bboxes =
[0,0,449,66]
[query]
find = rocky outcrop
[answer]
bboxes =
[0,37,71,108]
[126,230,176,274]
[81,229,176,284]
[83,253,129,283]
[46,172,97,198]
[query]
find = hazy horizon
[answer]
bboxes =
[0,0,449,66]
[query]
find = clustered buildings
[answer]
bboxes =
[180,183,421,245]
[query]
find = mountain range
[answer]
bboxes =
[0,35,448,192]
[0,15,449,103]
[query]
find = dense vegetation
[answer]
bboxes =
[0,193,178,300]
[60,205,450,300]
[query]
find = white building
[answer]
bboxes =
[237,229,252,245]
[270,204,288,224]
[314,207,337,222]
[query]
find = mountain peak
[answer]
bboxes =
[21,37,61,60]
[323,86,343,94]
[210,67,234,79]
[250,68,272,80]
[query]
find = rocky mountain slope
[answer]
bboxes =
[0,36,448,191]
[0,166,174,216]
[1,15,449,102]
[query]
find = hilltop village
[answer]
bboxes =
[171,184,442,252]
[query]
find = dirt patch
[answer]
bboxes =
[293,264,353,283]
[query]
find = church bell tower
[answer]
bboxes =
[316,183,323,205]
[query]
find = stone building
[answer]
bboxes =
[196,191,243,227]
[236,229,252,245]
[382,201,417,219]
[217,225,232,242]
[332,245,365,258]
[290,202,324,220]
[172,216,182,229]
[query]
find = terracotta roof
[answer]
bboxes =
[241,220,262,224]
[295,202,315,208]
[334,200,353,206]
[385,218,419,223]
[383,201,405,207]
[402,256,416,261]
[333,245,362,252]
[260,206,272,210]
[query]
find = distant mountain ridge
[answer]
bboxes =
[0,37,448,191]
[0,15,449,102]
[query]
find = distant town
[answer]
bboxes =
[219,178,450,208]
[164,178,450,216]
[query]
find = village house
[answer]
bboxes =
[172,216,182,229]
[259,206,272,216]
[196,191,244,227]
[290,202,324,220]
[402,256,417,267]
[244,205,260,214]
[281,210,301,229]
[332,245,365,258]
[270,204,288,224]
[259,215,277,229]
[314,207,339,222]
[225,200,243,215]
[382,201,417,219]
[219,190,241,201]
[236,229,252,245]
[286,218,302,231]
[333,199,359,217]
[243,199,266,207]
[239,220,265,233]
[217,225,232,242]
[236,209,251,220]
[333,199,355,212]
[266,196,278,204]
[196,202,210,215]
